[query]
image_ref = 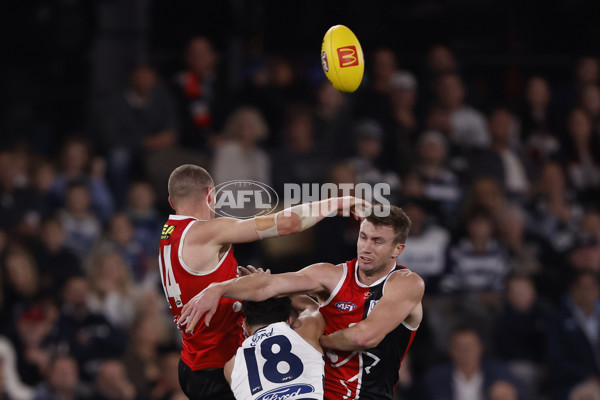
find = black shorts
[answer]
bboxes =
[178,359,235,400]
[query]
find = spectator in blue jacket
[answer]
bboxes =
[547,271,600,400]
[421,324,523,400]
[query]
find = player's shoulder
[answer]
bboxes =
[388,268,425,289]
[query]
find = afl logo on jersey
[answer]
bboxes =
[336,302,357,313]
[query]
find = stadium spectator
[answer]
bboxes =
[313,80,354,158]
[564,108,600,194]
[348,119,400,201]
[460,177,509,233]
[569,379,600,400]
[547,271,600,400]
[579,85,600,129]
[95,65,178,206]
[0,152,44,235]
[443,208,512,298]
[122,312,167,399]
[441,208,512,346]
[386,70,420,175]
[32,355,84,400]
[92,360,136,400]
[556,56,600,110]
[5,303,57,387]
[497,205,542,278]
[435,73,489,151]
[528,162,583,257]
[494,275,550,400]
[44,277,127,383]
[2,249,42,318]
[86,252,138,330]
[421,324,522,400]
[271,105,329,195]
[520,76,561,164]
[396,197,450,294]
[150,352,186,400]
[51,138,114,222]
[0,335,34,400]
[125,182,161,258]
[211,106,271,185]
[92,214,148,282]
[488,380,520,400]
[30,161,61,221]
[30,217,83,299]
[314,162,362,264]
[469,108,536,202]
[239,56,311,145]
[355,48,398,121]
[58,183,102,262]
[415,130,463,225]
[426,45,458,78]
[420,45,459,109]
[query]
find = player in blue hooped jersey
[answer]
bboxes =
[225,296,325,400]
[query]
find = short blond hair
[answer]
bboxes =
[168,164,213,206]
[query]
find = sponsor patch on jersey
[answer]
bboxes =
[335,301,357,313]
[256,383,315,400]
[161,224,175,240]
[367,300,378,316]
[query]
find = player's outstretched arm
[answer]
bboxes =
[179,263,339,333]
[319,270,424,351]
[189,196,370,246]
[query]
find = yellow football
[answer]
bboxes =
[321,25,365,93]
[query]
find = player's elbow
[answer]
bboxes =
[276,213,301,236]
[354,328,382,350]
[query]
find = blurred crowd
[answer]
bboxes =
[1,30,600,400]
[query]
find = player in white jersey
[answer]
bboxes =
[225,295,325,400]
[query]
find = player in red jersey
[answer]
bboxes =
[159,164,368,400]
[180,205,424,400]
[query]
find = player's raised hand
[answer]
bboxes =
[337,196,372,220]
[178,284,222,334]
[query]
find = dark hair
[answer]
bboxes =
[465,206,494,224]
[365,205,412,244]
[242,297,292,327]
[569,270,600,289]
[451,321,482,340]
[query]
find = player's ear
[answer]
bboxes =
[242,319,250,338]
[168,196,175,211]
[206,186,215,203]
[392,243,405,258]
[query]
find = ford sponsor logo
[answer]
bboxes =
[335,302,357,313]
[256,384,315,400]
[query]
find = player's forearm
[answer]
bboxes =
[277,197,353,234]
[319,324,380,351]
[213,274,276,302]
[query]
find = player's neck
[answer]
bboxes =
[357,260,396,286]
[248,323,278,336]
[176,205,212,220]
